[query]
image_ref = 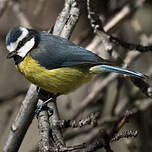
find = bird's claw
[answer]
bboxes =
[35,103,54,118]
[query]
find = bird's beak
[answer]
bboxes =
[7,51,16,59]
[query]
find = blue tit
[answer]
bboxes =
[6,27,147,95]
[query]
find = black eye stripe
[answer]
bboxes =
[16,34,34,51]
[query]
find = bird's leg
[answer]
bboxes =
[35,87,60,117]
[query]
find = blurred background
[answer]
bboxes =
[1,0,152,151]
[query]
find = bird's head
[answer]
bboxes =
[6,26,39,64]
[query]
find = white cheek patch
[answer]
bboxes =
[17,37,35,58]
[7,42,18,52]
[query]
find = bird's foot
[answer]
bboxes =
[35,92,60,118]
[35,103,54,118]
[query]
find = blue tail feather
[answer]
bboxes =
[90,64,147,79]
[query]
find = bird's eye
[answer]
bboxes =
[18,41,24,46]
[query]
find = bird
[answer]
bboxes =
[5,26,148,115]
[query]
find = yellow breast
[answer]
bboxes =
[16,53,92,94]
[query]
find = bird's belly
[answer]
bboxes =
[16,56,92,94]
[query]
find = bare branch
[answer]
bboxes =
[37,99,51,152]
[54,112,99,128]
[111,130,138,142]
[3,85,38,152]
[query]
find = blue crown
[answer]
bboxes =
[5,27,22,46]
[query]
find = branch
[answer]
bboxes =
[86,0,146,53]
[54,112,99,128]
[48,101,65,149]
[3,85,38,152]
[111,130,138,142]
[37,99,53,152]
[53,0,83,39]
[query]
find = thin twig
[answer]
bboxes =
[55,112,99,128]
[109,111,134,140]
[111,130,138,142]
[86,0,145,52]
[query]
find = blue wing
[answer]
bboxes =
[31,32,105,70]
